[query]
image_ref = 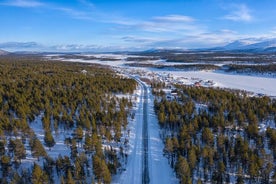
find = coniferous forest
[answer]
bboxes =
[0,56,136,183]
[1,55,276,184]
[153,83,276,184]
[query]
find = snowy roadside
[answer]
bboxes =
[112,83,144,184]
[146,85,178,184]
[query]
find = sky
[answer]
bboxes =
[0,0,276,52]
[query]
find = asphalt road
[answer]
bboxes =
[141,82,150,184]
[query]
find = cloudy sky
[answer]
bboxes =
[1,0,276,51]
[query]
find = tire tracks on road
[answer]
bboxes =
[141,82,150,184]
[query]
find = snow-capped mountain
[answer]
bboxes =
[221,38,276,52]
[223,38,261,50]
[0,49,9,55]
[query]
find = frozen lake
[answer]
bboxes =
[163,70,276,96]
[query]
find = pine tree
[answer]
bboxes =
[93,155,111,184]
[70,139,78,159]
[74,126,83,141]
[175,156,191,184]
[197,179,203,184]
[188,147,197,170]
[84,133,93,153]
[44,131,55,149]
[13,139,26,163]
[0,141,5,156]
[217,161,226,183]
[66,170,75,184]
[236,167,244,184]
[74,158,85,181]
[1,155,11,177]
[60,176,66,184]
[164,138,174,166]
[10,172,21,184]
[30,138,47,160]
[32,163,48,184]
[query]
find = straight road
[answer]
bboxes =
[116,77,176,184]
[115,77,149,184]
[141,81,150,184]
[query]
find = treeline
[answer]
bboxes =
[126,63,219,71]
[126,57,158,61]
[154,84,276,183]
[225,64,276,74]
[0,56,136,183]
[133,50,276,63]
[163,52,276,63]
[51,54,120,61]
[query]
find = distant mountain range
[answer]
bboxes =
[212,38,276,52]
[0,49,9,55]
[1,38,276,54]
[135,38,276,54]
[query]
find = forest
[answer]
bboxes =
[0,56,136,183]
[225,64,276,75]
[153,83,276,183]
[126,63,219,71]
[165,54,276,63]
[136,51,276,63]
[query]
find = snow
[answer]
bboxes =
[147,87,177,184]
[46,53,276,183]
[28,113,72,159]
[114,80,176,184]
[258,119,276,133]
[81,54,128,59]
[222,38,275,50]
[114,86,143,184]
[169,70,276,96]
[52,54,276,96]
[144,68,276,96]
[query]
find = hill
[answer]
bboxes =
[0,49,9,55]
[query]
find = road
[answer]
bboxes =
[57,57,177,184]
[115,77,176,184]
[115,77,148,184]
[141,81,150,184]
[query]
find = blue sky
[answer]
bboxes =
[1,0,276,51]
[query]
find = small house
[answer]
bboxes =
[194,82,201,87]
[81,70,87,74]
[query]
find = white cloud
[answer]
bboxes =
[0,41,134,52]
[137,21,197,33]
[153,15,195,22]
[1,0,43,7]
[1,0,95,21]
[121,36,160,43]
[53,7,92,20]
[270,27,276,35]
[121,29,245,49]
[0,41,40,48]
[223,4,253,22]
[111,14,201,34]
[1,0,198,35]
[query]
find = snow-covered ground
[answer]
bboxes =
[28,113,72,159]
[52,54,276,96]
[47,53,276,183]
[114,79,176,184]
[160,70,276,96]
[114,85,143,184]
[147,86,177,184]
